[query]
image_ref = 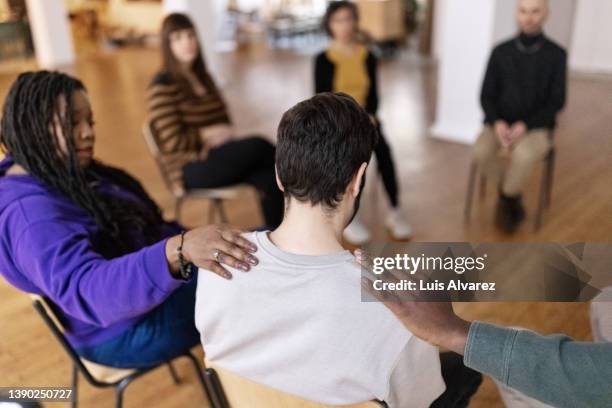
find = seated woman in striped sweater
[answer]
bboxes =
[147,13,283,228]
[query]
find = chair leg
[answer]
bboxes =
[204,367,231,408]
[184,351,215,406]
[217,201,229,224]
[464,162,478,223]
[167,361,180,385]
[479,174,487,201]
[208,199,217,224]
[71,363,78,408]
[534,162,548,232]
[175,197,184,224]
[545,149,555,208]
[115,380,129,408]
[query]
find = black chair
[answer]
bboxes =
[464,136,556,231]
[30,295,213,408]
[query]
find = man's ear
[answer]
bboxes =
[275,165,285,192]
[349,162,368,198]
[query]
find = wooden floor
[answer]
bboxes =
[0,43,611,408]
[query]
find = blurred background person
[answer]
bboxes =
[472,0,566,233]
[314,1,412,244]
[147,13,283,229]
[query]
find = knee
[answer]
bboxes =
[511,146,541,166]
[472,144,494,164]
[471,132,496,163]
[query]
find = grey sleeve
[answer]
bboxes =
[464,322,612,408]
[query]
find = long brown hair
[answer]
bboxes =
[160,13,218,97]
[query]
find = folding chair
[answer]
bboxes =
[142,120,247,224]
[464,133,556,231]
[203,362,388,408]
[30,295,213,408]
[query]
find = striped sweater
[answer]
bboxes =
[146,72,231,154]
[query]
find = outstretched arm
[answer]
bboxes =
[362,278,612,408]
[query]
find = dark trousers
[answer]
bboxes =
[430,352,483,408]
[182,137,284,228]
[374,121,399,208]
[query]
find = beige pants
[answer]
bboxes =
[472,126,551,196]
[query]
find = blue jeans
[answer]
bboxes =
[75,279,200,368]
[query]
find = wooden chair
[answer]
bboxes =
[142,120,247,224]
[204,362,387,408]
[30,295,212,408]
[464,136,556,231]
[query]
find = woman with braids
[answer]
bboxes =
[147,13,283,228]
[0,71,261,368]
[315,1,412,244]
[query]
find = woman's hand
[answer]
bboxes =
[166,224,258,280]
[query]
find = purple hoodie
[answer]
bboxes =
[0,156,184,348]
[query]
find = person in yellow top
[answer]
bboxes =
[314,1,412,244]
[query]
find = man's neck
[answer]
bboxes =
[519,30,544,44]
[269,201,346,256]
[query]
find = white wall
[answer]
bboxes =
[546,0,576,49]
[26,0,75,68]
[430,0,498,144]
[570,0,612,74]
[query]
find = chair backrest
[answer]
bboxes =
[142,119,198,198]
[30,295,135,385]
[206,362,386,408]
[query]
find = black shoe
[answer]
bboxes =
[509,194,526,224]
[496,193,525,233]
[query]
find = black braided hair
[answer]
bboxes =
[0,71,163,258]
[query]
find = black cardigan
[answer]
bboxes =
[314,49,379,115]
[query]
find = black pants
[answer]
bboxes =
[430,352,483,408]
[374,121,399,208]
[182,137,284,228]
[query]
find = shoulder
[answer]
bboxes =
[361,45,376,58]
[240,230,259,244]
[543,37,567,58]
[90,162,138,185]
[148,72,182,95]
[147,72,182,101]
[315,50,332,65]
[365,48,378,66]
[0,186,87,254]
[5,193,82,227]
[491,38,515,55]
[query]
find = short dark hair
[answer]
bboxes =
[322,1,359,37]
[276,92,378,210]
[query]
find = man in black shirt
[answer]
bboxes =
[472,0,567,233]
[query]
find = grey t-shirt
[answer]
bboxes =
[195,231,445,407]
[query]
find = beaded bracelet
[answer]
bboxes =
[177,231,196,280]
